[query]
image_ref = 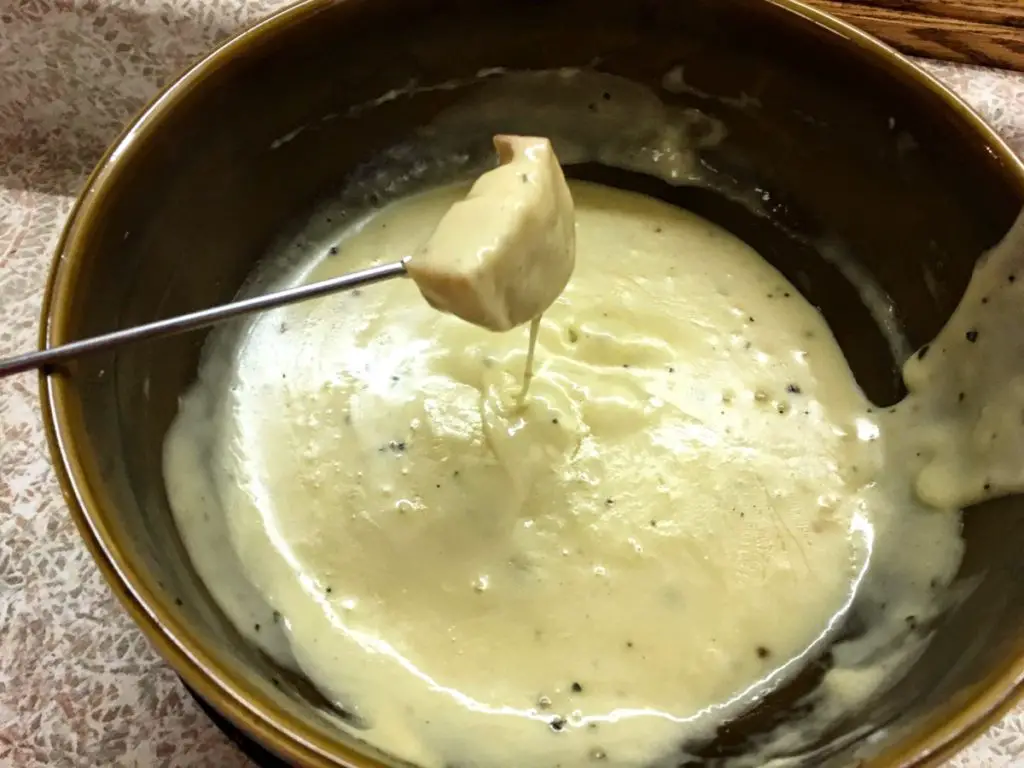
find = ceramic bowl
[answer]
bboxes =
[40,0,1024,765]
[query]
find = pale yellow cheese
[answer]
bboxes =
[164,180,964,768]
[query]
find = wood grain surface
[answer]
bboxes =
[803,0,1024,71]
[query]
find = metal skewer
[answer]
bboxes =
[0,260,409,378]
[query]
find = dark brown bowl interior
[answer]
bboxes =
[42,0,1024,766]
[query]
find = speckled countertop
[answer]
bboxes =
[1,2,1023,766]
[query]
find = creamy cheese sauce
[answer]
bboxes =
[164,179,966,767]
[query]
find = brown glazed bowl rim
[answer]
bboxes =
[38,0,1024,766]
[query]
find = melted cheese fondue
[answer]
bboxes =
[164,177,965,767]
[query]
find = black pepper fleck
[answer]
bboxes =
[958,392,966,403]
[966,330,979,343]
[786,384,802,394]
[984,482,992,492]
[571,682,583,693]
[550,716,567,732]
[756,646,771,659]
[329,245,339,255]
[602,91,611,101]
[552,418,560,425]
[605,498,614,506]
[174,598,183,607]
[905,615,918,630]
[325,587,333,594]
[1010,273,1017,283]
[254,623,261,632]
[668,366,675,373]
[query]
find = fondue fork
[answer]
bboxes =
[0,260,408,378]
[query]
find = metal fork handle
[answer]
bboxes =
[0,260,408,378]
